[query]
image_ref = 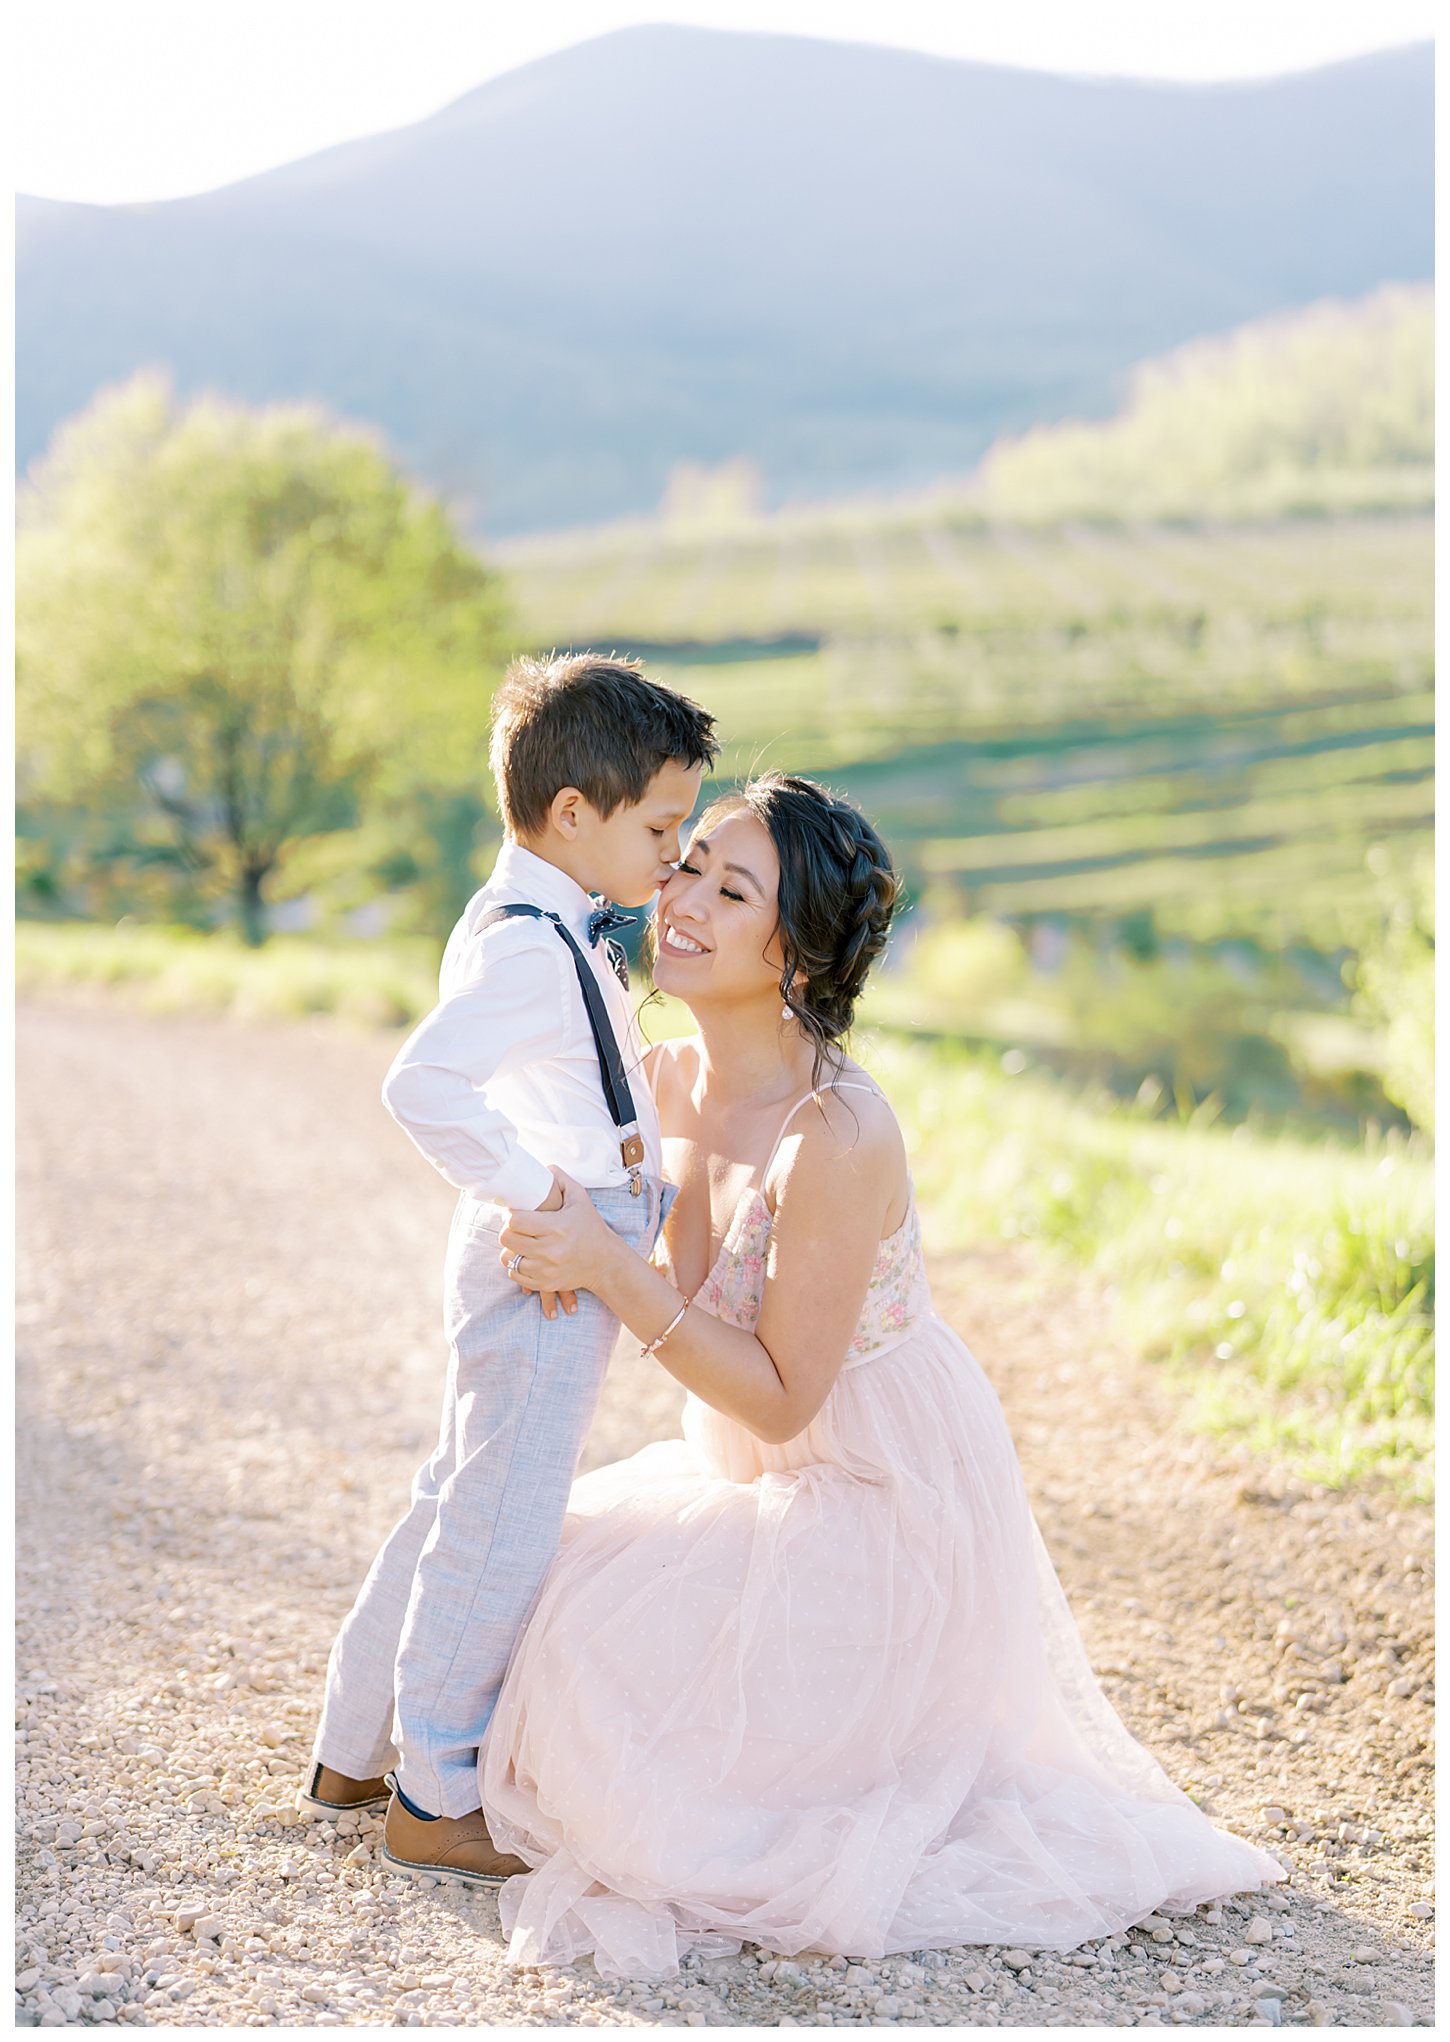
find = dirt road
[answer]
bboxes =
[15,1000,1433,2027]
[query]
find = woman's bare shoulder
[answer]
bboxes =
[765,1068,906,1200]
[802,1075,904,1166]
[766,1074,908,1240]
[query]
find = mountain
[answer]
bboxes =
[15,28,1434,536]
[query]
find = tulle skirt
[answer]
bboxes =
[481,1311,1284,1978]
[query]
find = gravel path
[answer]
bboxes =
[15,999,1434,2028]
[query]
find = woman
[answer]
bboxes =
[487,774,1283,1980]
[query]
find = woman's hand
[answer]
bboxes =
[499,1170,620,1316]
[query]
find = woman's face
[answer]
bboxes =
[653,807,787,1008]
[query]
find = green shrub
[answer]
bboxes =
[1353,852,1434,1133]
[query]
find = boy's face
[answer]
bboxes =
[576,759,704,908]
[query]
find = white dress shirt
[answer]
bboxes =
[382,842,663,1210]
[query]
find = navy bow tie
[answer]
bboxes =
[587,901,636,947]
[588,901,636,989]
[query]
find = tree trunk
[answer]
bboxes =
[238,865,268,948]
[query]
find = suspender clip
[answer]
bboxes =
[621,1125,646,1193]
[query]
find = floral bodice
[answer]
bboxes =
[674,1182,931,1370]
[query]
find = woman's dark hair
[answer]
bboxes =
[700,773,901,1081]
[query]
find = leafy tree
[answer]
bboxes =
[16,375,508,943]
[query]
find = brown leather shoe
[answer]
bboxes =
[381,1777,529,1888]
[299,1761,392,1816]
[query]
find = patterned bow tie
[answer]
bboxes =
[588,900,636,989]
[587,901,637,947]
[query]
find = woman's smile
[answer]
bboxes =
[657,918,711,958]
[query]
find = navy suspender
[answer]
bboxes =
[476,904,646,1195]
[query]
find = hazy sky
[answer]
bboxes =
[17,0,1437,206]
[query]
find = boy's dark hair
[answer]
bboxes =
[489,653,719,836]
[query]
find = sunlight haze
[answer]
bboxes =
[16,0,1438,205]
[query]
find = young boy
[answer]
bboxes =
[306,653,717,1884]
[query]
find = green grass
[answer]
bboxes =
[18,921,1432,1497]
[14,920,439,1029]
[864,1031,1433,1501]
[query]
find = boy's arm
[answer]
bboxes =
[381,931,567,1211]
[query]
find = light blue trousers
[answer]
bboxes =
[314,1178,669,1818]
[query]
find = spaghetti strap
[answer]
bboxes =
[760,1080,885,1183]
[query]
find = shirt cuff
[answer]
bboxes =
[484,1150,557,1212]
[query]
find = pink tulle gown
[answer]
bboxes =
[481,1085,1284,1979]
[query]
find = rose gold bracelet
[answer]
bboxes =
[640,1294,690,1358]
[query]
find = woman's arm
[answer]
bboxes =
[516,1198,801,1440]
[499,1090,905,1444]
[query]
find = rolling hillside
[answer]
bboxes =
[16,27,1433,534]
[502,493,1432,1123]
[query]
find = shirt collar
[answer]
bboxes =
[492,840,597,940]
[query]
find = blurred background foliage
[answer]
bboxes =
[979,285,1432,522]
[15,285,1433,1137]
[16,375,508,944]
[14,276,1433,1493]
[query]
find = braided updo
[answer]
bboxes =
[701,773,901,1081]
